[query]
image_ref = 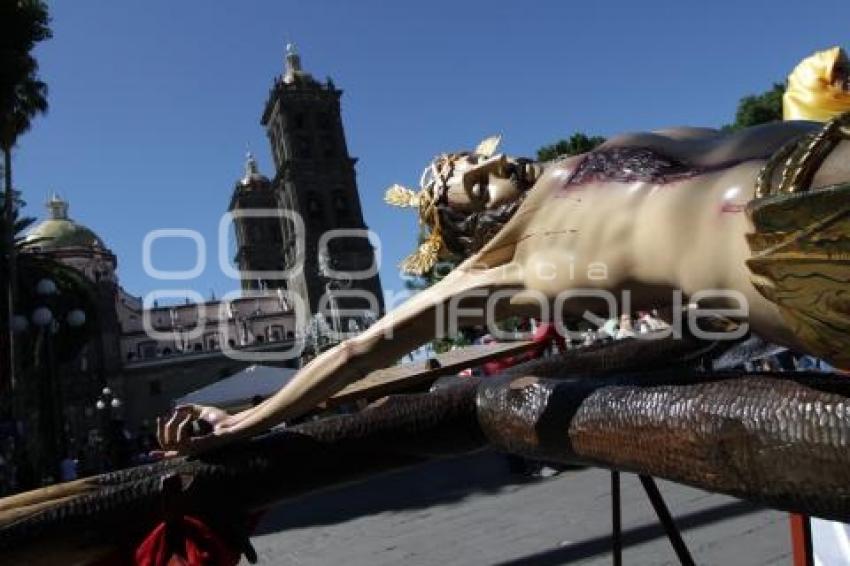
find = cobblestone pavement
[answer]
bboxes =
[246,452,790,565]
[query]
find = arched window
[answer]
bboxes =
[317,112,331,130]
[251,222,263,241]
[139,341,157,359]
[333,191,349,218]
[322,136,336,159]
[268,325,284,342]
[296,134,312,159]
[307,194,323,220]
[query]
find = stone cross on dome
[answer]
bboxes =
[46,192,69,220]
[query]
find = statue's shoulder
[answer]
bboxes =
[603,126,722,148]
[600,121,821,167]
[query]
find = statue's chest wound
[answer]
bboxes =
[563,147,712,188]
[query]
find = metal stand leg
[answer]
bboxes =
[611,470,622,566]
[790,514,814,566]
[638,475,695,566]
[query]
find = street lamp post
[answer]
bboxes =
[23,278,86,482]
[95,386,121,471]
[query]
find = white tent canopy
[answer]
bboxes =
[175,364,297,408]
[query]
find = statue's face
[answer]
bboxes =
[431,153,533,213]
[387,138,539,274]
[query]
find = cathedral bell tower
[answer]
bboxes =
[260,44,384,321]
[229,153,286,291]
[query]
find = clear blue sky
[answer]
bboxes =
[13,0,850,302]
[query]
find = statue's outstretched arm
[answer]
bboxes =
[157,259,522,454]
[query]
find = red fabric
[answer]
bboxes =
[481,323,566,376]
[134,515,241,566]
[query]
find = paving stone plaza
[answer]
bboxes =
[248,452,790,565]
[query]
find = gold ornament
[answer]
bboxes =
[748,112,850,367]
[783,46,850,122]
[474,135,501,158]
[398,228,443,276]
[384,184,421,208]
[387,135,501,275]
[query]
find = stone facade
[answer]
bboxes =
[229,154,286,292]
[117,289,299,429]
[257,45,384,324]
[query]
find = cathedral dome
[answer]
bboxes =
[25,195,108,251]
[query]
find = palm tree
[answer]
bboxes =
[0,187,34,411]
[0,0,52,390]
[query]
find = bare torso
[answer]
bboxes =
[477,122,824,349]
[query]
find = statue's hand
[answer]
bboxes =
[156,404,237,455]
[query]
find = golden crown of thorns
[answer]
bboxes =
[385,136,502,276]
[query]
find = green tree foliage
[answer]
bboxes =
[724,83,785,131]
[0,0,51,148]
[0,0,52,171]
[0,188,33,324]
[536,132,606,162]
[0,188,35,250]
[0,0,51,389]
[0,0,51,236]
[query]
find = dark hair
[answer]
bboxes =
[432,157,537,259]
